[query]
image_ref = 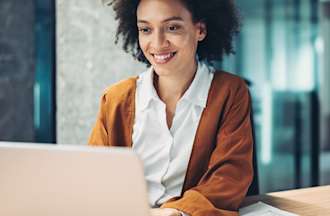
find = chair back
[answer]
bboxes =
[246,80,259,196]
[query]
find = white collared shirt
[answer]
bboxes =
[132,61,214,208]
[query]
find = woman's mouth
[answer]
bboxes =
[152,52,177,64]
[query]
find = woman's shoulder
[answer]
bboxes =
[213,70,249,91]
[101,76,139,104]
[207,70,251,114]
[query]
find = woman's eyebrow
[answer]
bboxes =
[137,16,184,24]
[162,16,184,22]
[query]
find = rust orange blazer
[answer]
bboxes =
[88,71,253,216]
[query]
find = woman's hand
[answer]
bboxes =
[149,208,182,216]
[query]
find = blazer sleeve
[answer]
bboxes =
[161,82,254,216]
[88,93,109,146]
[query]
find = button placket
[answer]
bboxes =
[154,101,173,183]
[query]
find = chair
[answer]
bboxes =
[245,80,259,196]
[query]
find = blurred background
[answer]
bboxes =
[0,0,329,194]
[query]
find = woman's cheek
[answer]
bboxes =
[138,36,149,51]
[171,35,192,49]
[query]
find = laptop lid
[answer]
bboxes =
[0,142,149,216]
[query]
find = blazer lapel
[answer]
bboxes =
[181,72,224,193]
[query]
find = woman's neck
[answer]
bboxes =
[154,60,198,103]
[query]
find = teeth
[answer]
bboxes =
[154,53,172,60]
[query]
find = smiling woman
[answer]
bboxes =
[136,0,206,78]
[89,0,253,216]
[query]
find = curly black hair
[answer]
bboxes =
[107,0,241,65]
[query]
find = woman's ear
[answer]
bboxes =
[197,22,207,41]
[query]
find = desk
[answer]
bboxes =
[241,185,330,216]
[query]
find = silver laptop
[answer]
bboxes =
[0,142,150,216]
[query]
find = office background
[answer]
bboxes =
[0,0,329,194]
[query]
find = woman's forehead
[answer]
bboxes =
[137,0,192,22]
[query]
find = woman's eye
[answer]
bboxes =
[167,25,180,32]
[138,27,151,34]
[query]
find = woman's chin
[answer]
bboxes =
[153,68,173,77]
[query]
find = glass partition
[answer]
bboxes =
[221,0,323,193]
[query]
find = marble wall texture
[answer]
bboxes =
[0,0,35,141]
[56,0,145,145]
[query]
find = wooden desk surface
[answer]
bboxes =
[241,185,330,216]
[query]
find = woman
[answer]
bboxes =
[89,0,253,215]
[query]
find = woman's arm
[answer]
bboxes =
[88,93,109,146]
[161,81,254,216]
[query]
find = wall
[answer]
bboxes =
[0,0,35,141]
[56,0,145,145]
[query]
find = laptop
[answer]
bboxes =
[0,142,150,216]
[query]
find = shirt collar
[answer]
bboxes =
[181,61,214,108]
[138,61,214,111]
[138,67,160,111]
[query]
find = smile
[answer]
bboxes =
[152,52,177,64]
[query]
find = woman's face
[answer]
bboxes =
[137,0,206,77]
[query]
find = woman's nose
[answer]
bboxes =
[151,30,169,49]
